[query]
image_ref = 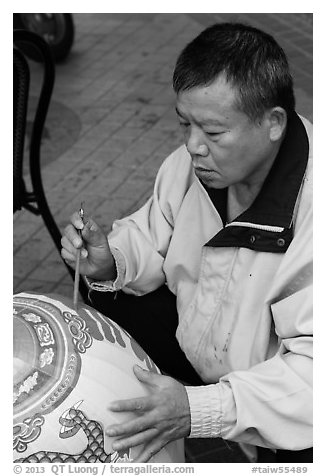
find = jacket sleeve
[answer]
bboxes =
[186,165,313,450]
[107,146,194,295]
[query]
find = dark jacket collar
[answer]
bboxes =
[204,112,310,252]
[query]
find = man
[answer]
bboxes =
[61,23,312,463]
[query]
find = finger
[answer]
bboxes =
[61,248,88,266]
[111,428,159,452]
[108,396,153,413]
[63,224,83,249]
[133,365,161,387]
[106,414,155,438]
[61,247,76,263]
[70,211,85,231]
[62,235,88,259]
[61,235,79,255]
[81,218,108,247]
[133,439,165,463]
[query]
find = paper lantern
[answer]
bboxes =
[13,292,184,463]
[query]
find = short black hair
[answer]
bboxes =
[173,22,295,122]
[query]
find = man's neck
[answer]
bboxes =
[227,184,260,222]
[226,145,282,223]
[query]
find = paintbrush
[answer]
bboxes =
[73,202,84,311]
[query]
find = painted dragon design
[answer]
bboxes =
[15,403,131,463]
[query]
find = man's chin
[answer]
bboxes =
[196,172,226,189]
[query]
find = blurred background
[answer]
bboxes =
[13,12,312,300]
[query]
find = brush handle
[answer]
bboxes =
[73,203,85,311]
[73,247,81,310]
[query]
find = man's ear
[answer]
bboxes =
[268,107,288,142]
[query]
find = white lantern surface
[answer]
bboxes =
[13,292,185,463]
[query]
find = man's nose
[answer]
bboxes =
[185,127,208,157]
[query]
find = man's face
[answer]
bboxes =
[176,75,276,189]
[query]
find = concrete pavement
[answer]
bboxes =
[13,13,312,297]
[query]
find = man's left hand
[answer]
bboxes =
[106,364,191,462]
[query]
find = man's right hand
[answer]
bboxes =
[61,212,116,281]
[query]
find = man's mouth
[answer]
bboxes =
[194,167,213,173]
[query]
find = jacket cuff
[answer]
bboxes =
[185,384,223,438]
[84,246,126,292]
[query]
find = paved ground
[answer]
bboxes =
[13,13,312,463]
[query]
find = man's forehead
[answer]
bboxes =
[175,105,227,126]
[175,79,238,124]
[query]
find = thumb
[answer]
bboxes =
[133,365,158,386]
[81,218,108,247]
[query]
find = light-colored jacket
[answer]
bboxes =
[99,113,312,451]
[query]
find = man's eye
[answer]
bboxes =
[179,122,190,127]
[205,131,224,138]
[206,131,222,136]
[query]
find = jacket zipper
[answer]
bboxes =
[225,221,285,233]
